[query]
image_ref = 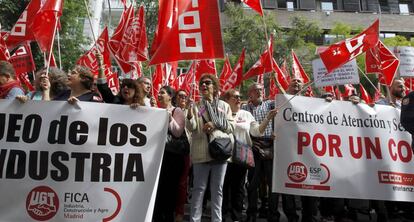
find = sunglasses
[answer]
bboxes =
[232,95,241,99]
[199,80,213,86]
[177,94,187,99]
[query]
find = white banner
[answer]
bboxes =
[0,100,168,221]
[312,58,359,87]
[393,46,414,77]
[273,95,414,202]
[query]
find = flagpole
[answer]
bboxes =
[357,66,381,95]
[83,0,99,48]
[45,12,60,76]
[57,29,62,69]
[107,0,112,30]
[260,15,286,94]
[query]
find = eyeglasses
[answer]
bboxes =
[177,94,187,99]
[232,95,241,99]
[199,80,213,86]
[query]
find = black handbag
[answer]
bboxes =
[201,114,232,161]
[164,108,190,155]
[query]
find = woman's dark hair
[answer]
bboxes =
[72,65,94,90]
[48,67,69,99]
[199,74,220,97]
[160,85,176,99]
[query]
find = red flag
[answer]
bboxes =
[165,62,178,86]
[343,84,357,98]
[181,62,198,95]
[241,0,263,16]
[219,56,232,87]
[31,0,64,52]
[404,78,414,96]
[221,48,246,92]
[195,59,216,81]
[120,0,127,8]
[244,36,273,80]
[281,58,290,81]
[335,87,343,101]
[304,86,314,97]
[269,75,279,99]
[319,19,379,74]
[152,64,165,99]
[272,58,289,91]
[109,6,136,74]
[359,84,373,104]
[119,6,149,63]
[291,50,310,84]
[172,74,186,90]
[77,28,112,76]
[366,41,399,86]
[323,86,335,95]
[5,0,41,49]
[0,32,10,61]
[46,52,57,68]
[149,0,224,65]
[107,72,120,95]
[9,43,36,75]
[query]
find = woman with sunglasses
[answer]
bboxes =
[53,65,102,103]
[153,85,186,222]
[95,53,145,106]
[221,89,277,222]
[186,74,235,222]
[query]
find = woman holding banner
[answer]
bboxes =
[186,74,235,222]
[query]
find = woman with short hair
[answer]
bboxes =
[186,74,235,222]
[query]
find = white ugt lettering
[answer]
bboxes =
[345,34,366,60]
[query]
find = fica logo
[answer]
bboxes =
[26,186,59,221]
[287,162,308,183]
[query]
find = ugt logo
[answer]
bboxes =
[26,186,59,221]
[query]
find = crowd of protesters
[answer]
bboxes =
[1,55,413,222]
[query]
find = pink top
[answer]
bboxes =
[168,106,185,138]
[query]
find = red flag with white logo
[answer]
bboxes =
[0,32,10,61]
[319,19,379,74]
[9,43,36,75]
[109,6,136,74]
[222,49,246,92]
[343,84,357,98]
[273,58,289,91]
[269,75,279,100]
[281,58,290,81]
[77,28,112,76]
[149,0,224,65]
[219,56,232,87]
[5,0,41,49]
[291,50,310,84]
[244,36,273,80]
[165,62,178,86]
[30,0,64,52]
[365,40,399,86]
[359,84,372,104]
[107,72,120,95]
[304,86,314,97]
[152,64,165,98]
[241,0,263,16]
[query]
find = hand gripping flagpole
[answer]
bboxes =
[45,12,60,77]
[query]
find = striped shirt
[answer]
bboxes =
[242,100,275,139]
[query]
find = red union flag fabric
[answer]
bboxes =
[31,0,64,52]
[273,58,289,91]
[219,56,232,88]
[109,6,135,74]
[222,48,246,92]
[319,19,379,74]
[5,0,41,49]
[365,41,399,86]
[152,64,165,99]
[291,50,310,84]
[165,62,178,86]
[359,84,373,104]
[244,36,273,80]
[77,28,112,77]
[149,0,224,65]
[241,0,263,16]
[0,32,10,61]
[343,84,357,98]
[195,59,216,81]
[107,72,120,95]
[9,43,35,76]
[119,6,149,63]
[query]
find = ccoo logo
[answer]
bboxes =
[287,162,308,183]
[26,186,59,221]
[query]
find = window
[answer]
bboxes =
[399,4,409,14]
[321,2,334,11]
[379,33,396,39]
[378,0,389,12]
[324,34,344,44]
[287,1,294,11]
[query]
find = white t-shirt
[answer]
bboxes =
[233,109,262,147]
